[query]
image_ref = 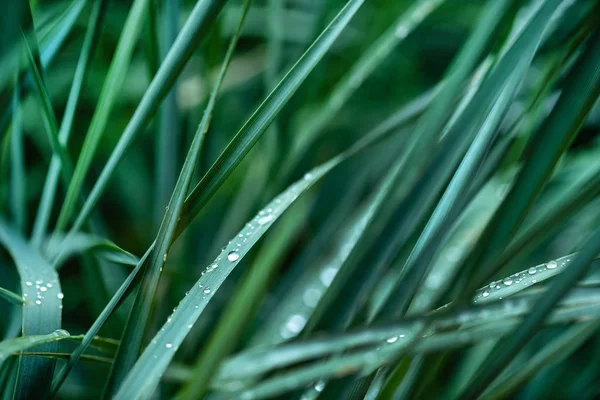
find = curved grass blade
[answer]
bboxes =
[44,233,138,268]
[55,0,149,232]
[10,78,25,232]
[48,247,151,397]
[31,0,106,247]
[0,330,70,368]
[461,222,600,399]
[0,219,63,399]
[57,0,228,235]
[286,0,445,172]
[482,320,600,400]
[175,0,367,236]
[0,287,25,305]
[113,162,337,399]
[103,2,251,395]
[459,22,600,300]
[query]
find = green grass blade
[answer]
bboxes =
[37,0,86,66]
[286,0,446,171]
[58,0,228,236]
[48,247,152,397]
[9,79,25,233]
[22,32,74,186]
[55,0,149,232]
[154,0,181,227]
[0,288,25,306]
[103,2,251,395]
[482,320,600,399]
[459,24,600,300]
[0,218,63,399]
[31,0,106,247]
[0,330,70,368]
[461,223,600,399]
[44,233,138,268]
[176,0,367,237]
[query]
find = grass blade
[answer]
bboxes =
[31,0,107,247]
[10,79,25,233]
[58,0,228,235]
[55,0,150,232]
[0,330,70,368]
[104,1,251,395]
[44,233,138,268]
[0,288,25,306]
[0,218,63,399]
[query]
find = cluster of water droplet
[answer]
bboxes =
[24,278,64,308]
[474,257,569,303]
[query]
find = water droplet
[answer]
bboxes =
[285,314,307,334]
[57,293,64,300]
[314,380,325,392]
[304,172,313,180]
[503,278,513,286]
[528,267,537,275]
[302,288,321,307]
[35,280,43,285]
[386,336,398,343]
[35,300,42,305]
[319,267,337,286]
[54,329,70,337]
[210,263,218,270]
[46,283,53,288]
[257,214,273,225]
[482,291,490,297]
[163,253,167,262]
[203,288,211,294]
[547,260,558,269]
[194,305,199,309]
[40,286,47,292]
[227,251,240,262]
[395,25,409,38]
[187,324,193,329]
[165,343,173,348]
[25,281,32,286]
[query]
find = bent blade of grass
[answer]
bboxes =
[44,233,139,268]
[31,0,106,247]
[58,0,228,236]
[0,287,25,306]
[0,330,70,368]
[10,78,25,233]
[176,0,367,236]
[286,0,446,171]
[104,2,251,395]
[0,218,63,399]
[55,0,149,232]
[461,222,600,399]
[22,32,73,186]
[48,247,152,397]
[113,159,337,399]
[459,23,600,300]
[482,320,600,400]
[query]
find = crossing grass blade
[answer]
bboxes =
[55,0,149,232]
[0,218,63,399]
[10,80,25,233]
[57,0,228,236]
[37,0,86,66]
[0,288,25,306]
[103,1,251,395]
[31,0,106,247]
[0,330,70,368]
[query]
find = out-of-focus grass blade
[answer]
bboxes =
[482,320,600,400]
[37,0,86,66]
[43,233,138,268]
[0,287,25,305]
[31,0,106,247]
[104,2,249,395]
[175,0,367,236]
[459,24,600,299]
[285,0,446,172]
[22,32,73,186]
[55,0,149,232]
[154,0,180,227]
[0,330,70,368]
[461,223,600,399]
[10,79,25,233]
[57,0,228,235]
[0,218,63,399]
